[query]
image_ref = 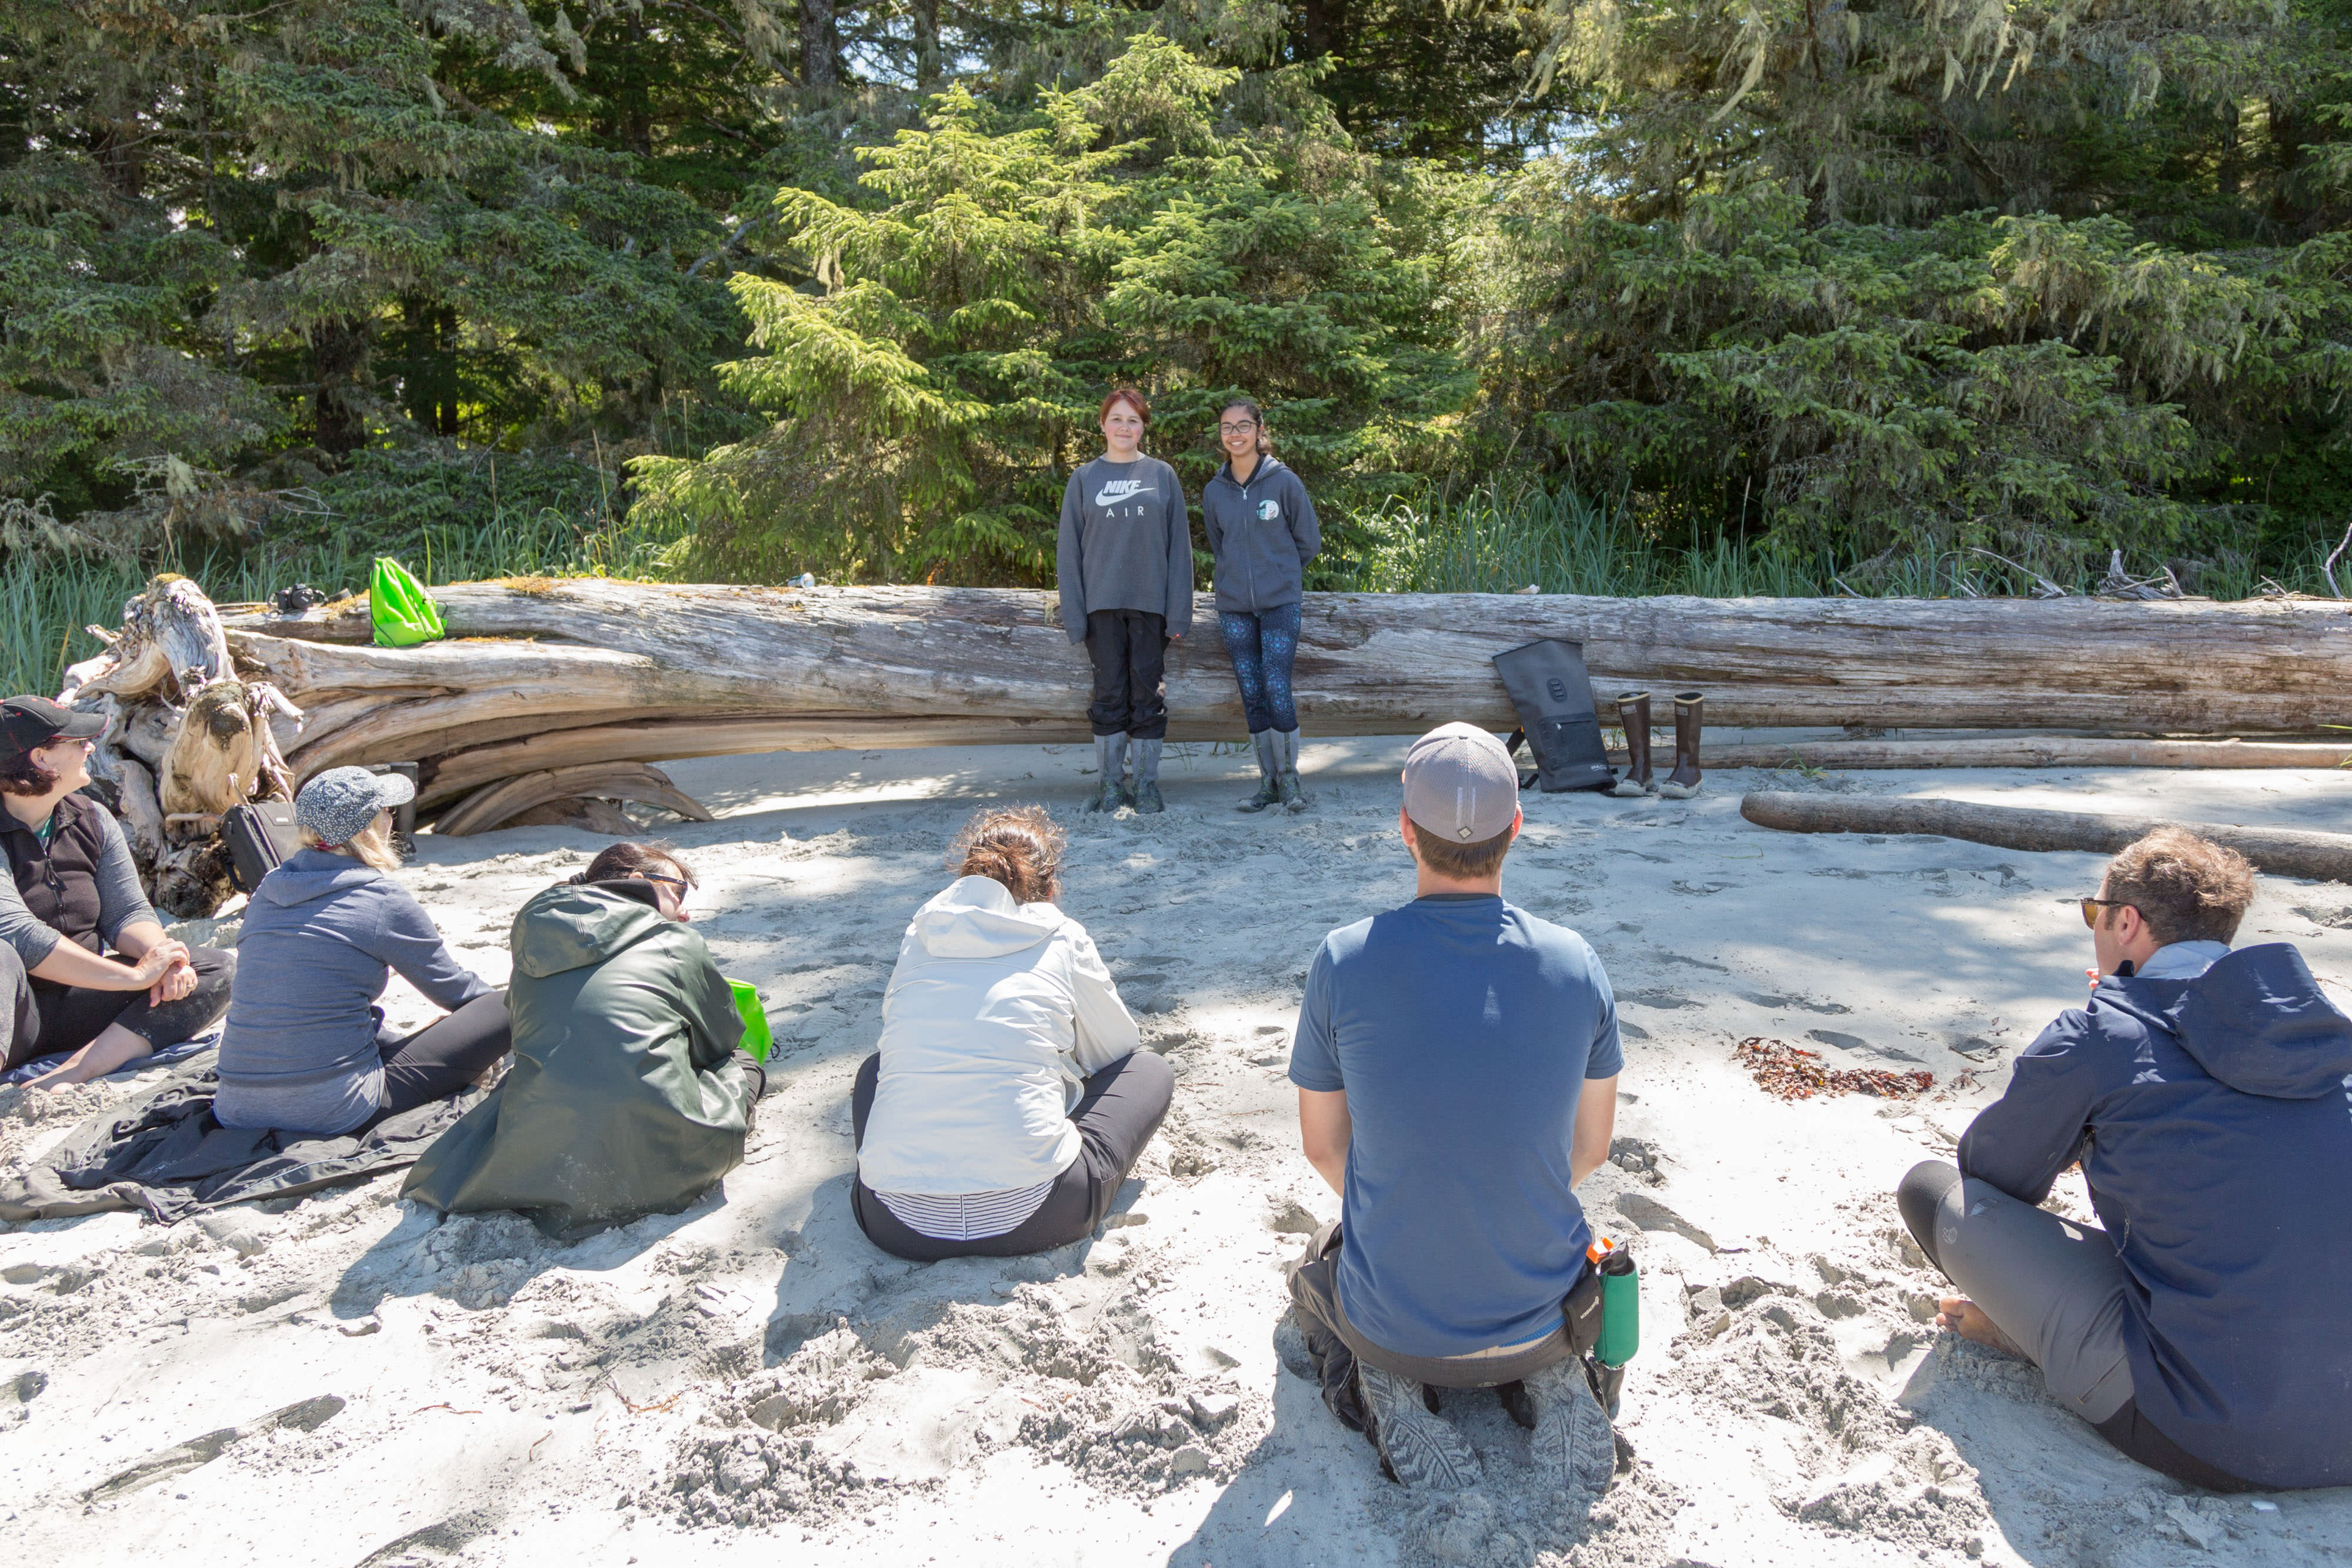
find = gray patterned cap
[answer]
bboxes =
[1401,722,1520,843]
[295,765,413,847]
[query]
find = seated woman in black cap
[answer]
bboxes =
[0,696,236,1086]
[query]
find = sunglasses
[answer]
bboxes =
[643,871,690,899]
[2077,896,2132,928]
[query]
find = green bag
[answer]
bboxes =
[727,978,773,1062]
[370,557,446,647]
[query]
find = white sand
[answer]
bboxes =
[4,739,2350,1567]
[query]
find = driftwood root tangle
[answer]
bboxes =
[58,577,304,917]
[1739,791,2352,884]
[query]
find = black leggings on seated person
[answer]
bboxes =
[848,1048,1174,1262]
[378,991,513,1115]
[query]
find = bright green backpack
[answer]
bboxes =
[370,557,446,647]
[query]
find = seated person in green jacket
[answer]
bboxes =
[403,842,765,1236]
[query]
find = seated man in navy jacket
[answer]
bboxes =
[1899,828,2352,1491]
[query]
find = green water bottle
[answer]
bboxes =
[1596,1248,1640,1368]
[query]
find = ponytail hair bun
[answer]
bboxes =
[950,805,1065,905]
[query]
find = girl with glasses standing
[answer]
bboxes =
[1201,399,1321,811]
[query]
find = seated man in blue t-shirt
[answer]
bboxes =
[1285,722,1623,1494]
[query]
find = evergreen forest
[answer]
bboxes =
[7,0,2352,688]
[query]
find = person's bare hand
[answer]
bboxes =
[128,946,179,987]
[150,957,198,1005]
[1936,1297,2024,1358]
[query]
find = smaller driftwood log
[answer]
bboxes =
[1673,737,2352,772]
[435,764,717,838]
[1739,791,2352,883]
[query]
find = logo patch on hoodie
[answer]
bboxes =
[1094,479,1154,507]
[1257,499,1281,521]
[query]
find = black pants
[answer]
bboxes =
[1,941,237,1072]
[848,1048,1174,1261]
[377,992,514,1116]
[1897,1161,2259,1493]
[1085,609,1169,740]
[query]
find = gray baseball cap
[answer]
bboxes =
[296,765,414,847]
[1402,722,1520,843]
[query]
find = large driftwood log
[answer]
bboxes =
[218,582,2352,811]
[1739,791,2352,882]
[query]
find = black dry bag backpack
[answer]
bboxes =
[1492,638,1616,793]
[223,801,301,893]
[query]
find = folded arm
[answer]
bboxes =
[1958,1013,2100,1204]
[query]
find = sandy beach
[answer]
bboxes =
[4,737,2349,1567]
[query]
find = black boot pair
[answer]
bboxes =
[1609,691,1703,798]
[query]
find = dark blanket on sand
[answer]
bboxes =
[0,1064,476,1223]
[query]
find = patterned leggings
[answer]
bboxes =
[1218,603,1302,735]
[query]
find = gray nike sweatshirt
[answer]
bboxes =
[1055,455,1195,644]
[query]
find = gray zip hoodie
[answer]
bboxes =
[215,848,492,1135]
[1201,456,1320,614]
[1055,454,1195,643]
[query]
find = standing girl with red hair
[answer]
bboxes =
[1055,388,1195,814]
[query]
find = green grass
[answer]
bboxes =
[1,502,686,697]
[11,474,2341,698]
[1320,482,2343,601]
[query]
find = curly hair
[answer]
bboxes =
[2102,828,2256,945]
[950,805,1064,905]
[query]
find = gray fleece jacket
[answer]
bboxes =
[1055,455,1195,643]
[215,848,492,1135]
[1201,456,1319,614]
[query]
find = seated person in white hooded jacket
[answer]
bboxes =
[851,805,1174,1260]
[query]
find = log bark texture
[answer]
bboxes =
[218,582,2352,811]
[1740,791,2352,882]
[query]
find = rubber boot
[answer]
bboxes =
[1238,730,1280,813]
[1275,728,1306,812]
[1133,737,1165,814]
[1091,732,1130,812]
[1658,692,1703,798]
[1610,692,1653,797]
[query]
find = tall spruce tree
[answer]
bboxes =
[632,34,1472,583]
[1484,0,2352,575]
[3,0,743,546]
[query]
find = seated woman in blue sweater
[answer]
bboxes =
[215,767,510,1135]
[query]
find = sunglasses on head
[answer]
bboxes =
[2077,896,2132,928]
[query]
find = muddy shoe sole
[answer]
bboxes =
[1525,1358,1615,1498]
[1359,1364,1482,1491]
